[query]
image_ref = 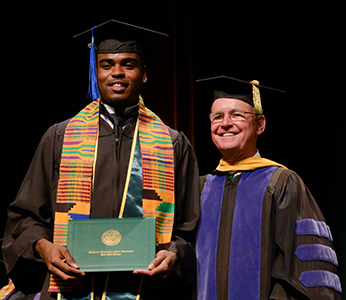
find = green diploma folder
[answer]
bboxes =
[67,217,156,272]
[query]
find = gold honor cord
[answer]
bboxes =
[117,116,144,300]
[102,117,144,300]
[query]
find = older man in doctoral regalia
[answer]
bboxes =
[196,76,342,300]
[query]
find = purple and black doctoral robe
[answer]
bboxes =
[197,166,342,300]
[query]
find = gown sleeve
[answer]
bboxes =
[2,122,66,294]
[270,169,342,300]
[167,130,200,286]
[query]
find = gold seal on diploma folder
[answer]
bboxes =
[101,230,122,246]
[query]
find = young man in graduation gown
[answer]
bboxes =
[196,77,342,299]
[1,30,199,300]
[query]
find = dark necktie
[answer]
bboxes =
[100,103,138,141]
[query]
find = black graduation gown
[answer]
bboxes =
[199,167,341,300]
[2,111,200,300]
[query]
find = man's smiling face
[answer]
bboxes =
[97,52,147,111]
[210,98,266,163]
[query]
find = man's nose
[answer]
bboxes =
[111,65,125,77]
[221,113,234,127]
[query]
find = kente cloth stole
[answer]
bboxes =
[49,96,175,293]
[196,167,277,300]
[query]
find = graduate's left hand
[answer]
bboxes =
[133,250,178,281]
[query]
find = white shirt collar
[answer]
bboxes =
[254,150,261,157]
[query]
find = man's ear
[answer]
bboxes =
[142,65,147,83]
[256,115,266,136]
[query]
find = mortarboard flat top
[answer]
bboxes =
[196,75,286,114]
[73,19,169,58]
[73,19,169,39]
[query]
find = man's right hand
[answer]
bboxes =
[35,238,85,281]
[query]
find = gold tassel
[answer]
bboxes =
[250,80,263,115]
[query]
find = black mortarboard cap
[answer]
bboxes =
[74,19,169,58]
[73,19,169,100]
[196,75,286,114]
[96,39,142,56]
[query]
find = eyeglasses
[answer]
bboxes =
[210,109,256,124]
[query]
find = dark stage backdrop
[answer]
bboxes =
[1,1,345,293]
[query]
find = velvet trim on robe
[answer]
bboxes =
[196,167,276,300]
